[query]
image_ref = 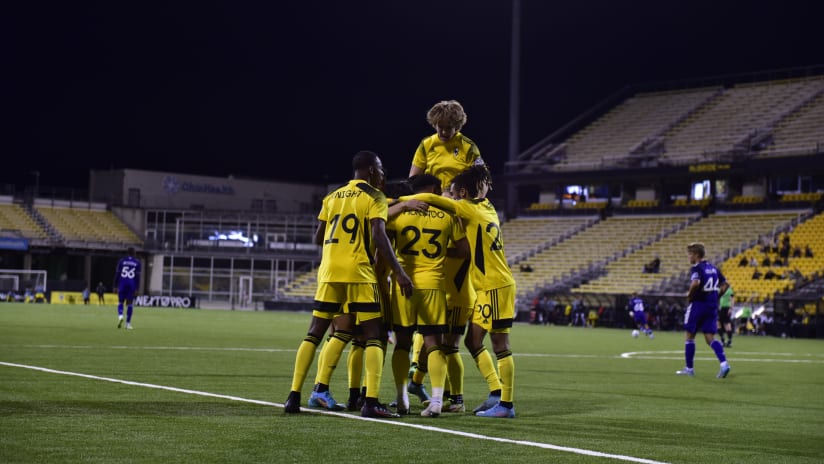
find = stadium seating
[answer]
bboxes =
[571,211,804,296]
[0,203,47,239]
[549,87,720,171]
[758,90,824,158]
[720,211,824,302]
[278,266,320,300]
[35,206,141,245]
[515,214,692,295]
[659,77,824,165]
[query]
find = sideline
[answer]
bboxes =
[0,360,670,464]
[620,350,824,363]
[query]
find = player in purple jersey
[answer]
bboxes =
[114,247,141,330]
[628,293,654,339]
[676,243,731,378]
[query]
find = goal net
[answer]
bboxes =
[0,269,48,292]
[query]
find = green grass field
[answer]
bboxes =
[1,303,823,463]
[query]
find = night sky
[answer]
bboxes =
[4,1,821,190]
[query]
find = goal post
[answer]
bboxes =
[0,269,48,292]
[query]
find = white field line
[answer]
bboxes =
[10,345,824,364]
[620,350,824,363]
[0,360,669,464]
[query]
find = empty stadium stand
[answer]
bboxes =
[0,201,48,240]
[35,205,142,247]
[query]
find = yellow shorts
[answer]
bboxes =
[446,303,472,335]
[472,284,516,333]
[313,282,382,323]
[391,286,448,336]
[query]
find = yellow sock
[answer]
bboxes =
[410,332,424,365]
[315,332,351,385]
[472,346,502,393]
[426,345,447,392]
[364,339,384,399]
[496,350,515,403]
[290,336,320,392]
[347,342,364,390]
[445,348,464,396]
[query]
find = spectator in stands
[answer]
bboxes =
[643,255,661,273]
[762,255,771,267]
[751,268,763,279]
[96,281,106,305]
[792,246,802,258]
[749,256,758,267]
[804,245,814,258]
[764,268,777,280]
[738,255,749,266]
[409,100,484,192]
[519,263,533,272]
[780,233,791,259]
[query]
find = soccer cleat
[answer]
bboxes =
[407,381,430,403]
[472,394,501,413]
[308,390,345,411]
[648,333,654,340]
[676,367,695,376]
[407,363,417,380]
[421,401,442,417]
[725,342,732,348]
[717,365,731,379]
[475,403,515,418]
[444,401,465,413]
[393,397,410,415]
[125,323,133,330]
[117,316,124,328]
[284,391,301,414]
[361,402,401,418]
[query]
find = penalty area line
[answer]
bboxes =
[0,360,669,464]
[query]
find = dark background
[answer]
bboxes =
[4,0,821,189]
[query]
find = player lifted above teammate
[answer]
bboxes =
[410,100,484,192]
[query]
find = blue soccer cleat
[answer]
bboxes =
[407,381,430,403]
[676,367,695,376]
[475,402,515,418]
[308,390,345,411]
[472,394,501,413]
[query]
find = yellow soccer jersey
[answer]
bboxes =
[397,193,514,291]
[387,205,463,290]
[316,179,388,284]
[453,198,515,291]
[444,253,476,309]
[411,133,483,191]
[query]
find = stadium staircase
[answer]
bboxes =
[0,202,50,243]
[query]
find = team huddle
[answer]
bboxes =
[280,100,732,420]
[282,101,517,418]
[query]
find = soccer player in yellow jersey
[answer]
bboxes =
[387,174,469,417]
[410,100,484,192]
[283,151,413,418]
[439,186,477,413]
[399,165,517,418]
